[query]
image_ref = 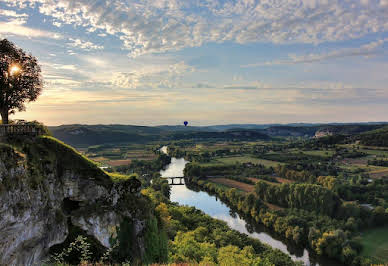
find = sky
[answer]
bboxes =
[1,0,388,126]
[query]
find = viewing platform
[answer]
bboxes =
[0,124,44,137]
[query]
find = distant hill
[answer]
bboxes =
[49,124,167,146]
[262,126,318,137]
[49,123,388,147]
[314,124,387,138]
[156,125,213,132]
[49,124,271,147]
[355,126,388,147]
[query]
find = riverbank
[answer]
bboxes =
[160,151,334,265]
[184,177,364,265]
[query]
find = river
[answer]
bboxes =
[159,148,340,266]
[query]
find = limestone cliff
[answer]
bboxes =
[0,136,150,265]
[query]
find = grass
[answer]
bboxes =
[359,148,388,157]
[209,178,255,192]
[214,156,283,167]
[300,150,335,157]
[109,172,138,182]
[358,226,388,263]
[206,178,247,193]
[339,144,388,156]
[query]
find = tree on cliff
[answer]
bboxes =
[0,39,42,124]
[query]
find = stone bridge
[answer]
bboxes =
[162,177,186,185]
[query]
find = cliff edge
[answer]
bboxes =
[0,136,151,265]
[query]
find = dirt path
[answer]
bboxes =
[274,177,294,183]
[248,177,293,184]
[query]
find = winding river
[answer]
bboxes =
[160,148,340,266]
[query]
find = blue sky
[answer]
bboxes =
[1,0,388,126]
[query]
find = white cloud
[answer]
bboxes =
[242,38,388,67]
[1,0,388,56]
[111,61,193,89]
[0,21,62,39]
[52,21,61,27]
[42,62,77,71]
[0,9,28,18]
[67,38,103,51]
[0,7,61,39]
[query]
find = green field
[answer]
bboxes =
[215,156,283,167]
[358,227,388,263]
[359,148,388,157]
[301,150,335,157]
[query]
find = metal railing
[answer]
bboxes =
[0,124,43,136]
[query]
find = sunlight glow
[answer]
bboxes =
[9,65,21,76]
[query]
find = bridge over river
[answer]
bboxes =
[162,177,186,185]
[160,147,340,266]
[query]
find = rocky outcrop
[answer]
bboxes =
[0,139,147,266]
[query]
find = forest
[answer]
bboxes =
[10,122,388,266]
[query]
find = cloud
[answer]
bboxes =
[67,38,103,51]
[0,9,28,18]
[242,38,388,67]
[42,62,77,71]
[0,21,62,39]
[0,8,61,39]
[2,0,388,56]
[111,61,193,89]
[40,51,195,92]
[52,21,61,27]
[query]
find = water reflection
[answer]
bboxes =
[160,151,340,266]
[160,146,168,154]
[160,158,187,178]
[169,184,312,265]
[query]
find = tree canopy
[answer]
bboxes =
[0,39,42,124]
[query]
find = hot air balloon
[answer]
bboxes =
[183,121,188,126]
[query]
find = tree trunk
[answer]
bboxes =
[1,110,9,124]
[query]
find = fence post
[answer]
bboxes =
[0,124,42,136]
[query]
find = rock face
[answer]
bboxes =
[0,139,147,266]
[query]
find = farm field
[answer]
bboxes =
[358,226,388,264]
[209,178,254,192]
[214,156,283,167]
[107,159,132,167]
[368,168,388,179]
[338,157,388,179]
[300,150,335,157]
[359,148,388,157]
[83,143,159,167]
[247,177,280,185]
[274,176,294,183]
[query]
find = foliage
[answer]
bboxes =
[48,225,106,265]
[165,203,294,266]
[184,162,273,180]
[109,172,139,182]
[357,126,388,147]
[50,235,92,264]
[254,181,341,217]
[189,178,371,265]
[115,153,171,178]
[0,39,43,124]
